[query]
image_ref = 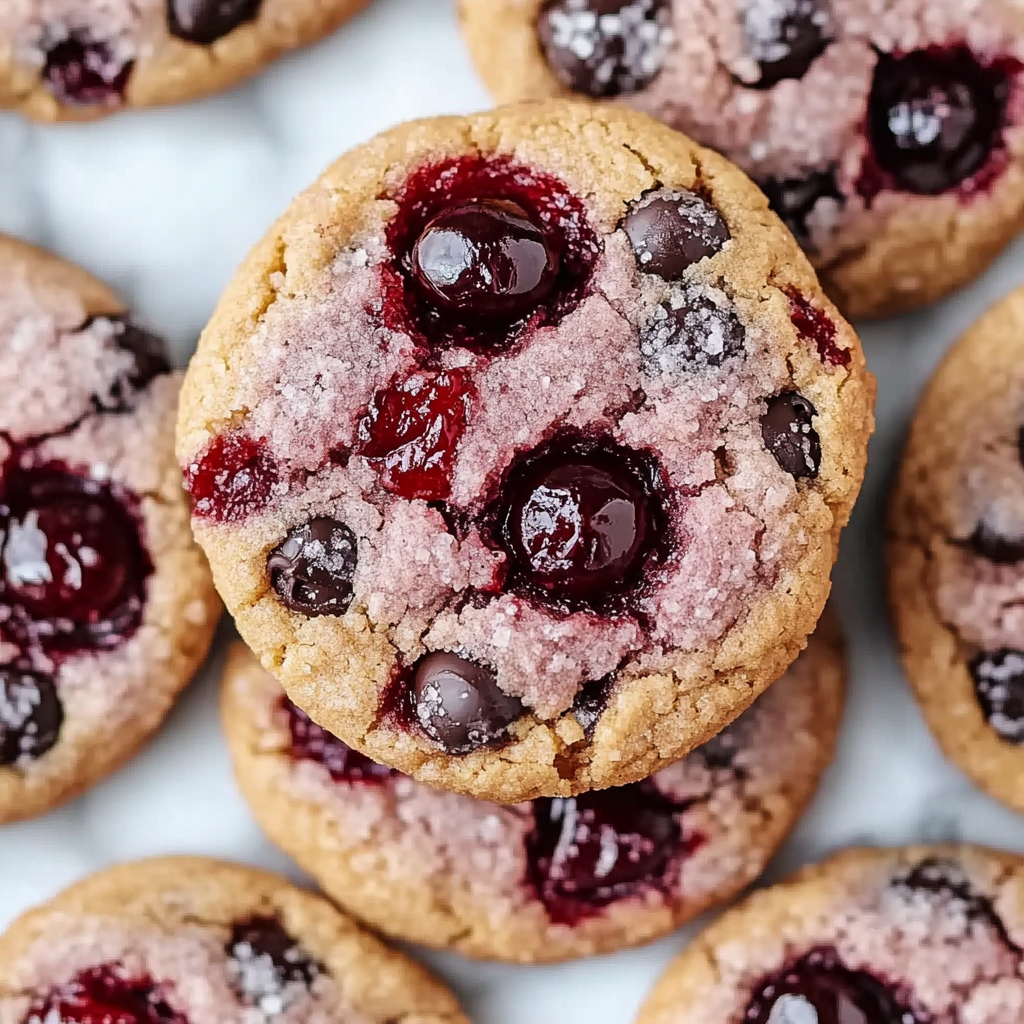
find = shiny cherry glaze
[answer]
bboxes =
[358,369,474,500]
[43,34,133,107]
[492,436,667,612]
[384,157,600,351]
[744,948,907,1024]
[282,696,395,784]
[785,287,847,367]
[860,46,1016,200]
[0,462,151,653]
[23,965,184,1024]
[526,780,686,925]
[185,433,279,523]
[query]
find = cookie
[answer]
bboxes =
[458,0,1024,320]
[0,234,219,824]
[0,0,370,122]
[0,856,468,1024]
[635,844,1024,1024]
[177,100,873,804]
[888,285,1024,816]
[222,612,844,963]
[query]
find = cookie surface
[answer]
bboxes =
[635,844,1024,1024]
[0,234,219,824]
[459,0,1024,319]
[0,856,468,1024]
[222,613,843,963]
[177,100,873,804]
[0,0,370,121]
[889,285,1024,816]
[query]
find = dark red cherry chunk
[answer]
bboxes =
[739,0,832,89]
[227,916,321,1011]
[411,651,523,755]
[411,200,559,322]
[759,167,843,251]
[84,315,172,413]
[970,649,1024,744]
[185,433,278,523]
[526,780,681,925]
[268,518,358,617]
[761,392,821,479]
[537,0,673,98]
[866,47,1010,196]
[785,288,847,367]
[283,696,395,783]
[0,465,150,652]
[23,965,184,1024]
[358,370,473,501]
[43,34,133,107]
[0,668,63,765]
[495,437,664,610]
[168,0,264,45]
[745,948,904,1024]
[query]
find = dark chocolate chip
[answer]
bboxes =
[970,649,1024,744]
[572,677,612,737]
[412,651,523,754]
[622,190,730,278]
[267,518,357,617]
[536,0,673,98]
[227,917,321,1011]
[738,0,833,90]
[758,166,844,250]
[761,392,820,478]
[969,519,1024,565]
[167,0,264,45]
[640,291,746,374]
[0,668,63,766]
[84,315,172,413]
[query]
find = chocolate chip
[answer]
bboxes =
[84,315,172,413]
[412,651,523,754]
[572,677,612,737]
[622,190,730,278]
[970,519,1024,564]
[227,917,321,1013]
[0,669,63,766]
[640,291,746,375]
[167,0,264,44]
[970,649,1024,744]
[267,518,357,617]
[761,392,820,478]
[758,166,844,250]
[738,0,833,90]
[537,0,673,98]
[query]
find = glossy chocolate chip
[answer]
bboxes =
[412,651,523,754]
[0,668,63,766]
[167,0,264,44]
[761,392,820,478]
[970,649,1024,744]
[758,166,844,250]
[622,190,730,278]
[537,0,673,98]
[84,315,172,413]
[970,519,1024,564]
[267,518,357,617]
[739,0,833,90]
[227,917,321,1012]
[43,34,133,107]
[640,292,746,374]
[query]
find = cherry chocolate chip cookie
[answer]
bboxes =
[889,285,1024,817]
[635,845,1024,1024]
[0,0,371,122]
[222,614,843,963]
[459,0,1024,319]
[177,101,873,804]
[0,856,468,1024]
[0,234,219,825]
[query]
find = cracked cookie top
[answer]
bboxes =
[0,234,219,825]
[890,284,1024,818]
[459,0,1024,319]
[636,845,1024,1024]
[177,101,873,804]
[0,0,371,121]
[222,614,843,963]
[0,857,468,1024]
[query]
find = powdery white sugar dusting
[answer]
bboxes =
[0,675,43,761]
[741,0,830,66]
[227,941,318,1019]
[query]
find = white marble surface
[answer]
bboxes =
[3,0,1024,1020]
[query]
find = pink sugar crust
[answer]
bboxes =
[657,848,1024,1024]
[231,635,836,943]
[0,916,359,1024]
[626,0,1024,258]
[228,204,816,716]
[0,257,217,815]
